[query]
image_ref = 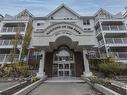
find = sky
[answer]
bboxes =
[0,0,127,16]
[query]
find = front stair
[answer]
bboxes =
[44,77,85,83]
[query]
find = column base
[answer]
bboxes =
[36,72,45,79]
[82,72,93,77]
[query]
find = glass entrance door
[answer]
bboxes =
[52,46,75,77]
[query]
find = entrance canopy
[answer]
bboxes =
[49,36,79,51]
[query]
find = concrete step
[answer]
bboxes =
[44,77,85,83]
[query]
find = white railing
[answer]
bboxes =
[88,53,107,59]
[99,38,127,46]
[88,52,127,60]
[105,38,127,44]
[0,40,22,46]
[96,25,126,35]
[113,52,127,60]
[1,27,25,33]
[102,25,126,31]
[0,54,19,63]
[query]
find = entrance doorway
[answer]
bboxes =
[52,46,75,77]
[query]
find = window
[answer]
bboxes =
[37,23,44,26]
[36,29,44,33]
[51,17,54,20]
[83,19,90,25]
[84,28,91,31]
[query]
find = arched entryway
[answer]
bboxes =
[44,35,85,78]
[52,46,75,77]
[36,25,93,78]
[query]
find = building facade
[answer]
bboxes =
[0,4,127,78]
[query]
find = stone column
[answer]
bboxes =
[82,49,92,77]
[37,50,45,78]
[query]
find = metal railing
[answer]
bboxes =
[0,40,22,46]
[99,38,127,46]
[96,25,126,34]
[0,54,19,63]
[102,25,126,31]
[113,52,127,60]
[88,52,127,60]
[1,27,25,32]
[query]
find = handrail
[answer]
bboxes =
[0,40,22,45]
[1,27,25,32]
[0,54,19,62]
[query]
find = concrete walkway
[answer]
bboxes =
[0,82,19,91]
[28,82,102,95]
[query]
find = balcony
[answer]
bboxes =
[99,38,127,47]
[0,40,22,48]
[0,27,25,35]
[88,52,127,63]
[0,54,19,64]
[96,25,127,35]
[113,52,127,60]
[113,52,127,63]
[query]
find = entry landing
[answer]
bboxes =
[44,77,85,83]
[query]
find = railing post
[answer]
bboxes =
[113,38,115,44]
[9,40,11,45]
[121,38,124,44]
[109,25,111,30]
[12,27,14,32]
[2,40,4,45]
[6,27,8,32]
[3,54,6,64]
[117,25,119,30]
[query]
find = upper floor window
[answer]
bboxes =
[83,19,90,25]
[84,28,91,31]
[64,18,73,20]
[37,23,44,26]
[51,17,54,20]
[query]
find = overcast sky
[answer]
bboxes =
[0,0,127,16]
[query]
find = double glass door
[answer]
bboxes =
[53,61,75,77]
[52,47,75,77]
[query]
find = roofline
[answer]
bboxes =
[46,4,81,18]
[80,16,94,18]
[34,17,48,20]
[94,8,113,17]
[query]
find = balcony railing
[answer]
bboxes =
[113,52,127,60]
[88,52,127,60]
[1,27,25,33]
[96,25,126,34]
[102,25,126,31]
[0,54,19,63]
[0,40,22,46]
[99,38,127,46]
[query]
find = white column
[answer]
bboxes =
[82,50,92,77]
[37,50,45,78]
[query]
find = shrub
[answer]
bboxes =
[89,57,127,77]
[97,63,127,77]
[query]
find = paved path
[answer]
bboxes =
[28,82,102,95]
[0,82,18,91]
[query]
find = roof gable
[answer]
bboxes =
[94,8,113,18]
[15,9,33,18]
[46,4,80,18]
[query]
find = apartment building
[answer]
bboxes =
[0,4,127,78]
[0,9,33,64]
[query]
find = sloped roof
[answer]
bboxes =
[46,4,80,18]
[15,9,34,18]
[114,12,124,18]
[94,8,113,17]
